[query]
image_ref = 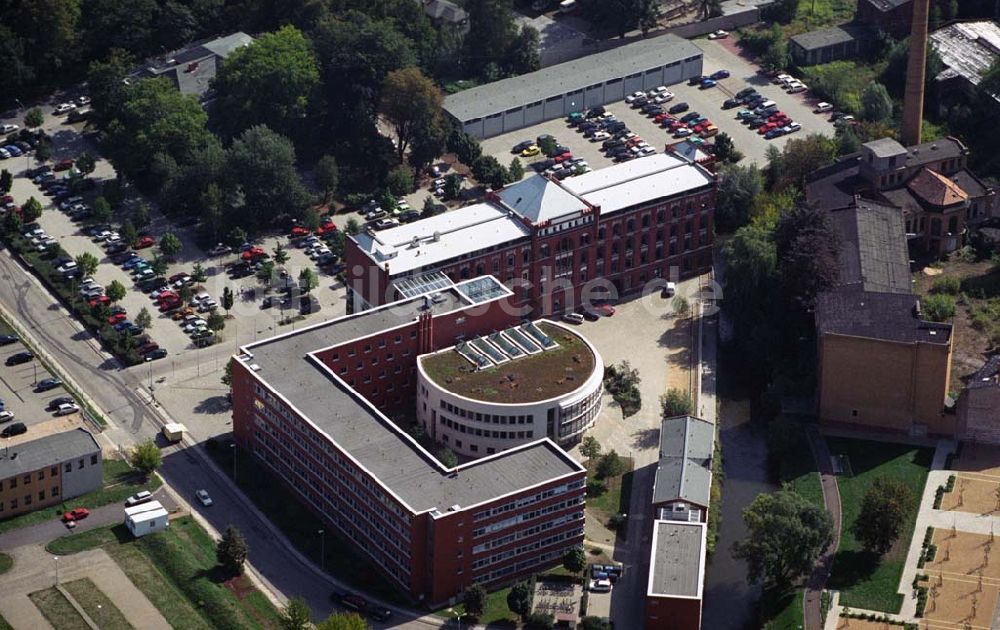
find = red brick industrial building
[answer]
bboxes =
[346,154,716,316]
[230,277,586,605]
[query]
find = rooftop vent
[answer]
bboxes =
[931,144,938,150]
[249,364,261,371]
[432,231,441,242]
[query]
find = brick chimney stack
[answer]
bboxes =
[901,0,931,146]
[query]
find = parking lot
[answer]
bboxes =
[0,333,85,444]
[481,37,836,170]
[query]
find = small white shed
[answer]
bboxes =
[124,500,169,537]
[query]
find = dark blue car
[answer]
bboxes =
[710,69,730,80]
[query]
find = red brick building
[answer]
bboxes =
[230,277,587,606]
[645,520,706,630]
[346,154,716,316]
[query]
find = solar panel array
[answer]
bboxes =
[454,324,561,371]
[393,270,453,299]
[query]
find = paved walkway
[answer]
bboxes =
[804,426,843,630]
[0,544,169,630]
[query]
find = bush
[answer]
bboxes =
[661,388,694,417]
[932,276,961,295]
[922,294,956,322]
[596,451,626,479]
[524,612,555,629]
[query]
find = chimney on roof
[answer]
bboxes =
[901,0,931,146]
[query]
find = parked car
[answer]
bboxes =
[511,140,534,153]
[699,78,717,89]
[53,158,74,171]
[0,335,17,346]
[668,102,689,114]
[62,507,90,522]
[208,243,232,256]
[624,91,645,103]
[814,102,833,113]
[55,403,80,416]
[1,422,26,437]
[47,396,75,410]
[35,378,63,392]
[135,235,155,249]
[147,348,168,360]
[0,411,13,423]
[6,352,33,366]
[709,70,730,80]
[562,312,585,324]
[708,29,729,39]
[195,489,213,506]
[125,490,153,507]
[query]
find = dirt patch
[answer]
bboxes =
[224,575,255,600]
[834,619,906,630]
[940,475,1000,515]
[664,316,695,399]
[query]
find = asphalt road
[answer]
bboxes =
[0,245,443,628]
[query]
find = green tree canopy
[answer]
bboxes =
[24,107,44,129]
[464,0,519,74]
[0,170,12,195]
[213,25,320,141]
[299,267,319,293]
[562,547,587,573]
[316,613,370,630]
[579,436,602,459]
[852,476,915,555]
[216,525,248,576]
[379,67,443,163]
[91,197,113,223]
[106,280,127,303]
[134,307,152,330]
[21,196,43,223]
[507,580,533,618]
[314,155,339,202]
[75,152,96,176]
[463,583,487,617]
[732,489,833,588]
[596,450,626,478]
[716,164,763,233]
[385,165,415,196]
[661,388,694,417]
[860,82,893,124]
[922,294,956,321]
[159,232,182,258]
[75,252,99,278]
[129,438,162,476]
[279,597,312,630]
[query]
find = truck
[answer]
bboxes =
[162,423,187,443]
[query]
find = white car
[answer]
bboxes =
[192,292,211,304]
[57,261,78,274]
[786,83,808,94]
[35,237,57,251]
[591,131,610,142]
[774,73,793,85]
[648,85,669,96]
[708,30,729,39]
[783,122,802,133]
[54,102,77,115]
[0,124,18,134]
[197,299,218,313]
[195,489,213,507]
[182,319,208,333]
[172,275,192,288]
[309,247,331,260]
[654,92,675,104]
[673,128,693,138]
[55,403,80,416]
[814,102,833,113]
[624,91,645,103]
[589,579,612,593]
[0,410,14,422]
[92,230,113,242]
[640,146,657,155]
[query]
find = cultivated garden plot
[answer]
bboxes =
[939,475,1000,516]
[920,529,1000,629]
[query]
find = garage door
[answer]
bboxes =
[623,73,643,96]
[663,61,682,86]
[483,112,504,138]
[463,118,484,139]
[524,101,543,126]
[604,78,624,102]
[502,107,524,133]
[564,89,584,114]
[643,67,663,90]
[543,95,564,119]
[584,83,605,108]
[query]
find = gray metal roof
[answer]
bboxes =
[863,0,912,11]
[932,22,1000,90]
[816,288,952,344]
[0,429,100,479]
[444,34,702,122]
[830,200,912,294]
[652,415,713,508]
[865,137,908,159]
[648,520,705,598]
[243,287,582,515]
[790,24,868,51]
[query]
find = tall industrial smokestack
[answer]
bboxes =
[901,0,931,146]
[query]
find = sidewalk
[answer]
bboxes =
[804,426,843,630]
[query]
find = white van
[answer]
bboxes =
[589,579,612,593]
[562,312,585,325]
[559,0,577,13]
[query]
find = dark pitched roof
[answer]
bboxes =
[0,429,100,479]
[829,200,912,294]
[805,156,868,211]
[791,24,870,51]
[904,137,967,169]
[968,355,1000,389]
[816,288,952,344]
[653,415,714,507]
[950,169,989,199]
[863,0,913,12]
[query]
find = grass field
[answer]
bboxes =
[762,588,805,630]
[0,613,10,630]
[826,438,933,612]
[0,459,161,535]
[46,520,280,630]
[29,587,90,630]
[585,457,634,527]
[63,578,134,630]
[435,585,516,624]
[0,552,11,575]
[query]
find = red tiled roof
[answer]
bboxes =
[907,168,969,207]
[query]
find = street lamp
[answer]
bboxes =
[53,556,59,586]
[318,529,325,570]
[229,442,237,483]
[146,357,154,403]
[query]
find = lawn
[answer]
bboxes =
[28,587,90,630]
[0,614,10,630]
[787,0,858,37]
[826,438,933,613]
[778,422,823,510]
[46,520,280,630]
[0,552,11,574]
[0,458,161,535]
[434,585,516,625]
[761,588,804,630]
[585,457,634,538]
[207,443,405,605]
[62,578,134,630]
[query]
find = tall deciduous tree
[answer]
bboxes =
[129,439,162,476]
[314,155,339,203]
[280,597,313,630]
[134,307,152,330]
[732,489,833,588]
[464,0,518,75]
[861,82,893,124]
[225,125,310,233]
[507,580,533,619]
[222,286,235,316]
[562,547,587,573]
[106,280,127,303]
[213,26,320,141]
[579,436,602,459]
[315,613,370,630]
[159,232,182,258]
[75,152,96,177]
[21,197,43,222]
[75,252,99,278]
[299,268,319,293]
[0,170,11,195]
[24,107,44,129]
[775,134,836,191]
[715,164,763,233]
[852,476,914,555]
[463,584,487,617]
[773,204,840,308]
[216,525,248,576]
[379,67,443,163]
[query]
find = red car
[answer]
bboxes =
[156,290,179,303]
[138,342,160,355]
[62,507,89,522]
[54,158,74,172]
[654,113,671,123]
[135,235,155,249]
[594,303,616,316]
[758,122,777,135]
[553,152,573,163]
[159,298,181,312]
[290,225,310,237]
[88,295,110,308]
[315,223,337,236]
[767,111,787,122]
[107,312,127,325]
[241,246,266,261]
[668,121,687,131]
[168,273,187,283]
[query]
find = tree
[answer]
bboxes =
[221,286,235,318]
[121,220,138,249]
[21,196,43,223]
[437,447,458,467]
[775,134,836,191]
[0,170,11,194]
[562,547,587,573]
[860,82,893,124]
[661,388,694,417]
[74,252,99,278]
[713,133,741,164]
[34,140,52,164]
[345,218,361,235]
[129,439,162,476]
[133,202,151,231]
[314,155,339,203]
[149,255,168,278]
[509,158,525,181]
[852,476,914,555]
[581,617,613,630]
[90,197,112,223]
[638,0,661,36]
[385,165,415,196]
[464,0,519,75]
[447,130,482,166]
[579,436,602,460]
[379,67,444,163]
[773,204,840,308]
[207,312,226,331]
[463,584,488,618]
[699,0,724,19]
[76,152,96,177]
[24,107,44,129]
[443,174,462,200]
[596,450,626,478]
[226,125,310,234]
[732,489,833,588]
[760,40,789,74]
[315,613,370,630]
[256,260,276,285]
[507,25,541,74]
[422,196,439,217]
[507,580,533,619]
[2,208,22,235]
[408,120,447,173]
[472,155,510,189]
[222,360,233,388]
[106,280,127,303]
[299,268,319,293]
[216,525,248,576]
[134,307,152,330]
[273,243,289,265]
[716,164,763,232]
[191,263,207,283]
[212,26,320,141]
[159,232,182,258]
[923,294,956,321]
[279,597,312,630]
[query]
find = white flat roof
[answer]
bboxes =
[353,203,531,275]
[561,154,713,215]
[124,500,166,518]
[647,520,706,599]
